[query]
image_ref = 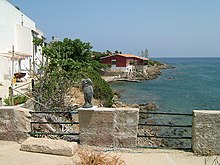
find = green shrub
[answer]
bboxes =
[148,60,164,66]
[33,67,74,110]
[4,94,27,106]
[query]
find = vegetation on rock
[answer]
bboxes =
[148,59,164,66]
[33,38,113,110]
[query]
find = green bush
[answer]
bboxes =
[4,94,27,106]
[33,67,74,110]
[148,60,164,66]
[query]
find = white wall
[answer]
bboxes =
[0,56,11,82]
[0,0,35,53]
[0,0,44,98]
[16,24,32,55]
[111,65,133,72]
[0,0,45,80]
[16,24,33,73]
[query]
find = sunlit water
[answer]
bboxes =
[111,57,220,148]
[110,57,220,114]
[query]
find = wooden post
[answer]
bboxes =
[11,46,15,106]
[31,79,35,94]
[0,97,2,106]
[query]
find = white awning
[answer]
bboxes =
[0,52,31,60]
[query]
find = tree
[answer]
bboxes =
[33,38,113,110]
[33,37,44,46]
[43,38,92,63]
[140,48,149,58]
[106,50,112,55]
[114,50,119,54]
[140,50,144,57]
[91,51,107,62]
[144,48,149,58]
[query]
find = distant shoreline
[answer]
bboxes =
[102,63,172,83]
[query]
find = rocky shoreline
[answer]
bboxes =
[107,63,172,108]
[105,63,174,147]
[102,63,172,83]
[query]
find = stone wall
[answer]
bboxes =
[79,107,139,148]
[21,99,34,110]
[192,110,220,155]
[0,106,31,142]
[100,71,125,76]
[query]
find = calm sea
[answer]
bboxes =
[110,57,220,114]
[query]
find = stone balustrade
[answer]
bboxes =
[1,106,220,155]
[0,106,31,142]
[192,110,220,155]
[78,107,139,148]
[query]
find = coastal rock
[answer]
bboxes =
[140,102,157,111]
[158,64,171,69]
[131,104,139,108]
[112,93,130,108]
[144,66,161,80]
[139,102,157,121]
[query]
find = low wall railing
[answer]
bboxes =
[29,109,79,142]
[138,111,193,150]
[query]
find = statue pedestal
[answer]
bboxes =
[78,106,97,110]
[78,107,139,148]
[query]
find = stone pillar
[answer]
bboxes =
[114,108,139,148]
[192,110,220,155]
[79,108,115,147]
[78,107,139,148]
[0,107,31,142]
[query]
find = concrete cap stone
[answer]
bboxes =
[20,137,78,157]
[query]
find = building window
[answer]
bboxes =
[111,59,116,65]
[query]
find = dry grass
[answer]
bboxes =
[67,87,102,107]
[77,149,126,165]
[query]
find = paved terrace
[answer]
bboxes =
[1,97,220,165]
[0,140,220,165]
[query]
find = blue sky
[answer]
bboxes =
[8,0,220,57]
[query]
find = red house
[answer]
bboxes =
[101,54,149,72]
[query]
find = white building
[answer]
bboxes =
[0,0,45,98]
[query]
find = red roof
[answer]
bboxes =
[101,54,149,60]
